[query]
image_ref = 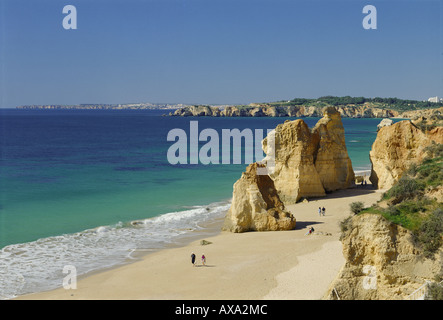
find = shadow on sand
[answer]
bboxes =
[310,185,378,201]
[194,264,215,268]
[294,221,323,230]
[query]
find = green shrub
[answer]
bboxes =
[406,163,418,176]
[350,201,365,215]
[425,282,443,300]
[339,216,353,239]
[414,208,443,258]
[424,142,443,158]
[417,166,432,179]
[385,176,425,203]
[396,198,432,214]
[385,205,401,216]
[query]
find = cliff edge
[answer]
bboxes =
[369,118,442,190]
[170,105,443,119]
[324,213,442,300]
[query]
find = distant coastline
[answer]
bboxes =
[13,97,443,122]
[15,103,187,110]
[169,104,443,119]
[16,96,443,115]
[168,96,443,119]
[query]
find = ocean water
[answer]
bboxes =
[0,109,396,298]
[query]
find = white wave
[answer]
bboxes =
[354,168,371,175]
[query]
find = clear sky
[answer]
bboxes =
[0,0,442,107]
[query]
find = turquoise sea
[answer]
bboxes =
[0,109,397,298]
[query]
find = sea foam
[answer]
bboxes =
[0,201,230,299]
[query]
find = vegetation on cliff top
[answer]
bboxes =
[260,96,443,112]
[354,142,443,258]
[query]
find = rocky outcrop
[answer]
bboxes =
[222,163,296,233]
[369,120,441,189]
[399,107,443,120]
[312,107,356,192]
[262,107,355,204]
[377,118,393,130]
[324,214,442,300]
[172,105,221,117]
[336,105,398,118]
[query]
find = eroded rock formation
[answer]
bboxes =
[222,163,296,233]
[262,107,355,204]
[262,119,325,204]
[312,107,356,193]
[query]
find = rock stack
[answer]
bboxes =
[223,107,355,232]
[222,163,296,233]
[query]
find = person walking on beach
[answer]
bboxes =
[201,254,206,266]
[191,252,196,267]
[318,207,322,217]
[322,207,326,216]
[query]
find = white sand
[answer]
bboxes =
[263,241,345,300]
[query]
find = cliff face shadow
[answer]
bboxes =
[294,221,323,230]
[318,186,378,200]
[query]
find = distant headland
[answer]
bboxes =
[170,96,443,119]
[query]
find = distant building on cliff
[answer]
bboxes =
[427,96,443,103]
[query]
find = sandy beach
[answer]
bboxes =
[17,185,383,300]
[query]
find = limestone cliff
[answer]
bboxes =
[324,214,442,300]
[222,163,296,233]
[262,107,355,204]
[369,120,441,190]
[170,105,442,118]
[399,107,443,120]
[174,105,221,117]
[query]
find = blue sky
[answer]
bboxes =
[1,0,442,107]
